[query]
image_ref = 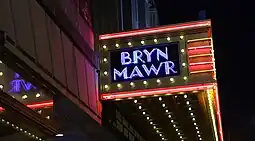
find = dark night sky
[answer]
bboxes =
[155,0,255,140]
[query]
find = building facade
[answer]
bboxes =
[0,0,119,140]
[92,0,159,35]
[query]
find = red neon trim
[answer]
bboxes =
[189,64,213,72]
[188,45,211,50]
[0,100,53,111]
[214,87,224,141]
[188,48,212,56]
[189,62,213,66]
[101,83,215,100]
[99,20,211,40]
[188,56,212,64]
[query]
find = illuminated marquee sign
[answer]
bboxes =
[110,42,181,82]
[8,73,37,93]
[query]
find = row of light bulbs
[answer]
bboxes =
[103,76,188,90]
[37,110,51,120]
[20,93,41,100]
[159,96,186,141]
[134,99,167,141]
[0,118,44,141]
[102,36,185,50]
[184,95,203,141]
[0,60,3,89]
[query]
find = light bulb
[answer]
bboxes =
[184,95,188,98]
[183,76,188,80]
[180,35,184,39]
[134,100,137,103]
[170,78,174,82]
[36,93,41,98]
[0,84,3,89]
[167,37,171,41]
[128,42,132,46]
[156,79,161,83]
[103,45,107,49]
[154,39,158,43]
[22,95,28,99]
[182,63,186,67]
[104,85,109,89]
[181,49,185,53]
[103,58,107,62]
[115,43,119,48]
[130,82,135,87]
[117,84,122,88]
[159,97,162,101]
[0,72,3,76]
[141,40,145,44]
[143,81,148,85]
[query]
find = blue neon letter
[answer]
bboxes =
[133,50,145,64]
[142,63,163,76]
[143,48,156,63]
[164,61,178,74]
[114,67,128,80]
[130,66,144,78]
[157,47,168,61]
[121,52,132,65]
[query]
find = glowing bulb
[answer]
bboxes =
[190,113,194,116]
[38,110,42,114]
[168,115,171,118]
[104,85,109,89]
[180,35,184,39]
[156,130,159,133]
[156,79,161,83]
[184,95,187,98]
[103,71,108,76]
[192,117,196,121]
[167,37,171,41]
[189,107,192,110]
[177,132,180,135]
[150,121,153,124]
[134,100,137,103]
[130,82,135,87]
[138,106,142,109]
[56,134,64,137]
[143,81,148,85]
[117,84,122,88]
[176,129,178,131]
[0,84,3,89]
[182,63,186,67]
[162,137,165,140]
[128,42,132,46]
[198,135,201,137]
[183,76,188,80]
[22,95,28,99]
[194,122,197,125]
[186,101,190,105]
[115,43,119,48]
[159,134,162,136]
[0,72,3,76]
[103,58,107,62]
[154,39,158,43]
[170,78,174,82]
[46,116,50,119]
[159,97,162,101]
[171,120,174,123]
[180,136,182,138]
[162,103,165,107]
[196,127,199,130]
[143,111,146,115]
[199,138,202,140]
[146,117,150,120]
[165,110,169,113]
[36,93,40,98]
[197,131,200,134]
[153,126,156,129]
[103,45,107,49]
[141,40,145,44]
[181,49,185,53]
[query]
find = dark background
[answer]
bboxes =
[110,43,180,82]
[155,0,254,140]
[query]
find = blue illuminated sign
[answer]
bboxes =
[8,73,37,93]
[110,42,181,82]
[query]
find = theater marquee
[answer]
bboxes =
[99,20,216,97]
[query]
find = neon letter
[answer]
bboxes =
[130,66,144,78]
[114,67,128,80]
[157,47,168,61]
[133,50,145,64]
[142,63,163,76]
[121,52,132,65]
[164,61,178,74]
[143,48,156,62]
